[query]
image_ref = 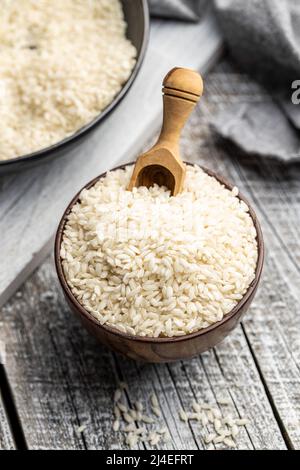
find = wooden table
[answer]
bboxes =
[0,59,299,450]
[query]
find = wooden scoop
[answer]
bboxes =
[127,67,203,195]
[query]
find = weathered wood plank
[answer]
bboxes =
[1,59,298,450]
[118,328,286,450]
[0,61,289,448]
[0,387,15,450]
[218,161,300,448]
[114,356,199,450]
[169,335,286,450]
[0,260,132,450]
[0,12,223,309]
[0,338,15,449]
[185,62,300,448]
[228,163,300,449]
[0,256,285,449]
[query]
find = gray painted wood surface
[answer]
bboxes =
[0,12,223,310]
[0,257,287,450]
[0,390,14,450]
[1,60,299,450]
[196,64,300,449]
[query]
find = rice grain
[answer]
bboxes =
[0,0,136,161]
[61,165,258,338]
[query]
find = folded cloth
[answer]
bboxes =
[211,0,300,162]
[150,0,300,162]
[211,101,300,162]
[214,0,300,90]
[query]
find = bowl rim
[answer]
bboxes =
[55,162,264,344]
[0,0,150,170]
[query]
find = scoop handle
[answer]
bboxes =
[154,67,203,158]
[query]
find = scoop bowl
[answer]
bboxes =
[54,163,264,363]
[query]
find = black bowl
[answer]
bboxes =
[0,0,149,175]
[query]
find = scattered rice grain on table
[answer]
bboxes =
[75,424,87,435]
[150,393,159,409]
[111,385,251,449]
[61,164,258,338]
[0,0,136,160]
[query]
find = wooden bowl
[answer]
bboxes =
[55,163,264,363]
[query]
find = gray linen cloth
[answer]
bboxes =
[149,0,300,162]
[149,0,203,21]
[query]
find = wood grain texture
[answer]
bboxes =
[184,62,300,448]
[0,12,223,309]
[2,59,298,449]
[0,390,14,449]
[0,257,285,450]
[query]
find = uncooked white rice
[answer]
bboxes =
[231,425,239,438]
[149,433,161,446]
[204,433,216,444]
[141,415,155,424]
[178,399,251,448]
[113,419,120,432]
[114,388,122,402]
[224,415,235,427]
[179,410,188,422]
[201,414,208,426]
[0,0,136,160]
[126,433,138,448]
[217,397,231,405]
[151,407,161,418]
[223,437,236,448]
[117,402,127,413]
[187,412,201,421]
[192,401,201,413]
[111,385,251,449]
[129,409,137,419]
[135,401,143,412]
[75,424,87,435]
[61,164,258,338]
[214,419,222,432]
[213,434,226,444]
[123,413,134,424]
[235,418,250,426]
[114,406,121,419]
[150,393,159,409]
[207,410,215,423]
